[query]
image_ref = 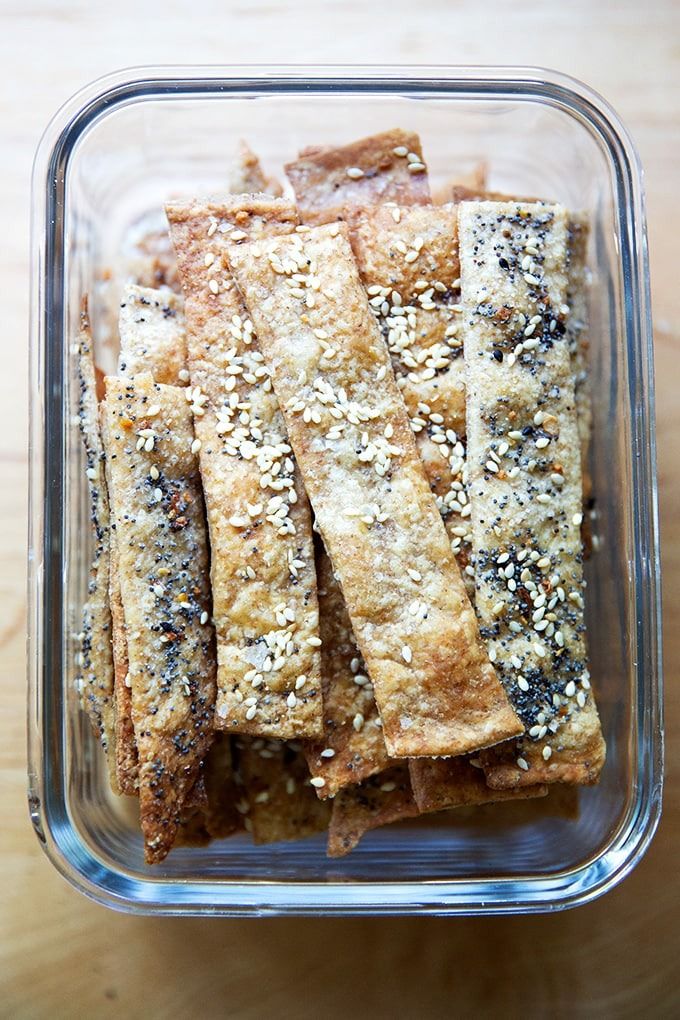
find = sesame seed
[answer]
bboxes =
[286,692,297,709]
[407,162,426,173]
[191,438,201,454]
[353,713,364,731]
[517,757,529,771]
[307,636,322,647]
[393,146,408,157]
[310,776,326,788]
[209,279,219,295]
[346,167,364,179]
[572,512,583,526]
[380,782,397,793]
[401,644,412,663]
[407,568,422,582]
[245,705,257,721]
[542,746,553,761]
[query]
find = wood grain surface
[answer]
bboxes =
[1,1,677,1016]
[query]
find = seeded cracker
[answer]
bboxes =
[408,757,547,813]
[458,201,606,787]
[103,373,216,862]
[75,305,117,789]
[167,196,323,740]
[118,284,188,386]
[229,224,522,758]
[285,129,430,226]
[350,203,474,577]
[327,764,418,858]
[100,410,138,795]
[237,738,331,844]
[304,543,390,797]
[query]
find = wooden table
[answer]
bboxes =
[1,2,677,1015]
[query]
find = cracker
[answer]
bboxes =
[228,224,521,758]
[100,409,138,796]
[118,284,187,386]
[166,196,323,740]
[327,764,418,858]
[304,541,390,798]
[285,129,430,225]
[349,203,473,577]
[102,372,216,863]
[458,201,605,787]
[432,162,488,205]
[566,214,592,505]
[201,734,242,839]
[408,757,547,813]
[236,738,330,844]
[74,305,117,789]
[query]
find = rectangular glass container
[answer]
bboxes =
[28,66,663,916]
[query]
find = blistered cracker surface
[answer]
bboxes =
[103,373,216,862]
[167,197,323,740]
[458,201,605,788]
[285,130,430,225]
[229,224,522,759]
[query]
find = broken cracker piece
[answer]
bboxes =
[327,764,418,858]
[408,756,547,813]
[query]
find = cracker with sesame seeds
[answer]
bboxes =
[349,203,474,576]
[458,201,605,788]
[408,756,548,813]
[228,223,522,759]
[236,738,330,844]
[75,305,117,791]
[285,129,430,226]
[327,763,418,857]
[304,542,391,798]
[102,372,216,863]
[167,196,324,741]
[118,284,188,386]
[100,409,138,796]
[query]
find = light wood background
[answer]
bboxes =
[1,1,677,1016]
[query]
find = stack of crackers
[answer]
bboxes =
[75,131,606,864]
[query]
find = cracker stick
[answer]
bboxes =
[167,197,323,740]
[118,284,187,386]
[229,225,521,758]
[75,306,117,789]
[458,201,605,788]
[408,757,547,813]
[566,214,593,505]
[327,764,418,858]
[103,372,216,862]
[101,412,138,796]
[236,738,331,844]
[350,203,473,576]
[304,542,390,797]
[285,129,430,225]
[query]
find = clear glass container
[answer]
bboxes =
[28,66,663,916]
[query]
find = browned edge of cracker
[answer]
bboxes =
[408,757,547,813]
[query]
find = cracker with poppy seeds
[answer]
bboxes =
[285,129,430,226]
[304,542,390,798]
[236,738,331,844]
[118,284,188,386]
[408,756,548,813]
[349,203,473,577]
[458,201,605,788]
[100,409,138,796]
[102,372,216,863]
[75,305,117,790]
[228,224,522,759]
[166,196,323,741]
[327,764,418,858]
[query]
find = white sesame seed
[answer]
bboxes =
[310,776,326,788]
[209,279,219,295]
[346,166,364,179]
[86,467,96,481]
[542,746,553,761]
[353,713,364,731]
[535,437,550,449]
[401,645,412,663]
[245,705,257,721]
[517,757,529,771]
[307,636,322,647]
[149,465,159,481]
[200,611,209,625]
[286,692,297,709]
[191,438,202,454]
[572,512,583,526]
[565,680,576,697]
